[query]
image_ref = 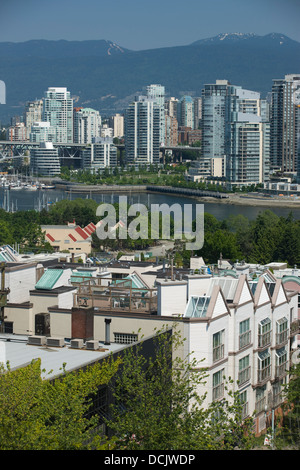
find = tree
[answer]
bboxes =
[106,325,255,450]
[248,210,280,264]
[277,361,300,449]
[0,357,121,450]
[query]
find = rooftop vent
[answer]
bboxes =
[86,340,99,351]
[46,337,65,348]
[28,335,47,346]
[70,338,84,349]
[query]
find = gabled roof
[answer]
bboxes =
[271,279,289,306]
[184,285,230,320]
[232,274,253,305]
[250,276,272,307]
[207,277,239,302]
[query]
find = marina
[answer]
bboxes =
[1,178,300,221]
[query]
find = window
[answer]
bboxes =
[258,350,271,383]
[238,355,251,385]
[255,386,266,414]
[258,318,271,348]
[239,318,251,349]
[4,321,13,334]
[275,347,288,378]
[114,333,138,345]
[212,369,224,401]
[276,317,288,345]
[273,378,286,407]
[239,390,249,419]
[213,330,225,362]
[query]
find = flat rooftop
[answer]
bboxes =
[0,334,126,380]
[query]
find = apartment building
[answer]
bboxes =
[1,258,299,436]
[42,87,73,144]
[125,95,160,165]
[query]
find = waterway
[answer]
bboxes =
[2,187,300,221]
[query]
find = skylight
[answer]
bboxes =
[184,295,210,318]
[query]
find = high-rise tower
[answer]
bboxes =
[270,74,300,172]
[42,87,73,143]
[147,84,165,145]
[201,80,270,184]
[125,96,160,165]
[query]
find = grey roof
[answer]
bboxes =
[0,335,124,380]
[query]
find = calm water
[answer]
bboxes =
[1,187,300,221]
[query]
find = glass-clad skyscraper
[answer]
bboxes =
[201,80,270,184]
[270,74,300,172]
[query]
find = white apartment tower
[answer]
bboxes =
[125,96,160,165]
[42,87,73,144]
[73,107,102,144]
[23,100,43,135]
[110,113,124,139]
[147,84,165,145]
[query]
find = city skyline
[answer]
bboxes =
[0,0,299,51]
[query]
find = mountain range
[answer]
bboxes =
[0,33,299,123]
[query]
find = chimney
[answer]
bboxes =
[104,318,111,345]
[71,307,94,340]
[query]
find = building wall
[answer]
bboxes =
[48,309,72,338]
[4,304,34,336]
[5,264,37,303]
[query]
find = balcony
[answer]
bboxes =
[212,383,224,401]
[290,319,300,336]
[276,329,288,347]
[257,365,271,385]
[258,331,271,350]
[238,366,251,386]
[241,402,249,419]
[73,277,157,314]
[275,361,288,379]
[213,344,224,363]
[239,330,251,350]
[255,396,266,415]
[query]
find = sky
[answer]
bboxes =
[0,0,299,50]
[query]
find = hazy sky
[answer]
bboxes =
[0,0,299,50]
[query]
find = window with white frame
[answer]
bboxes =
[213,330,225,362]
[273,378,286,407]
[275,347,288,378]
[239,318,251,349]
[258,318,271,348]
[255,386,266,414]
[239,390,248,419]
[238,354,251,385]
[276,317,288,345]
[212,369,224,401]
[258,350,271,383]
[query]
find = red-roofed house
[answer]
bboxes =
[41,221,97,255]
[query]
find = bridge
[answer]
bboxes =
[0,140,201,164]
[0,140,86,161]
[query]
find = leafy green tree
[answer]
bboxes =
[107,326,255,450]
[276,361,300,449]
[248,210,281,264]
[0,357,120,450]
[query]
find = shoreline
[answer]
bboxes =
[54,181,300,208]
[199,194,300,208]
